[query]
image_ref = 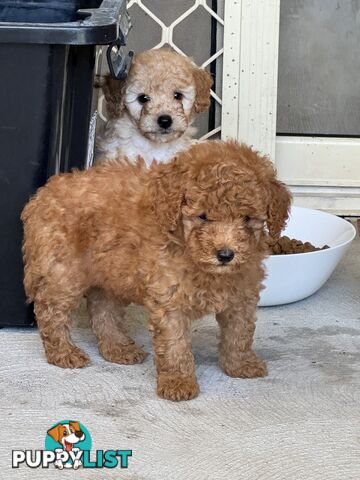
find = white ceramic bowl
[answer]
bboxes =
[259,206,356,307]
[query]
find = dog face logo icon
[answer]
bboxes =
[47,421,85,453]
[45,420,91,470]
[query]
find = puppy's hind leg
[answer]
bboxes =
[35,296,90,369]
[87,288,147,365]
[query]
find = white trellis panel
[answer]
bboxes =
[222,0,281,159]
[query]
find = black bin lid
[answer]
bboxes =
[0,0,129,45]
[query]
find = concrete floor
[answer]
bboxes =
[1,239,360,479]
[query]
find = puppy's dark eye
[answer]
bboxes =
[198,213,208,221]
[174,91,183,100]
[138,94,150,104]
[244,216,251,223]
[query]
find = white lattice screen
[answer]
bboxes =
[98,0,224,140]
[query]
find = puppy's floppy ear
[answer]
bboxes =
[101,74,126,119]
[192,67,213,113]
[267,179,292,237]
[47,424,64,443]
[149,160,187,234]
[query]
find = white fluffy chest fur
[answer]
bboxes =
[96,112,196,166]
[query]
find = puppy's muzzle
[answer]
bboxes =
[216,249,235,264]
[157,114,173,130]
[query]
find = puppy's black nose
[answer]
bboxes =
[157,115,173,129]
[75,431,83,438]
[216,249,235,264]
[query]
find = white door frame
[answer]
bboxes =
[222,0,360,215]
[222,0,280,160]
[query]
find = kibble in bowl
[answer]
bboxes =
[259,206,356,306]
[266,236,329,255]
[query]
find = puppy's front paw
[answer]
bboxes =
[99,342,147,365]
[220,351,267,378]
[46,345,90,369]
[157,374,199,401]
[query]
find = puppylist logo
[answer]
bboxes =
[12,420,132,470]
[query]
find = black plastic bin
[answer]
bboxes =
[0,0,131,326]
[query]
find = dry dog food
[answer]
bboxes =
[267,236,330,255]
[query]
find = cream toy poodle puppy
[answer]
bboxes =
[96,48,213,165]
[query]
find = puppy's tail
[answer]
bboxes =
[21,199,40,303]
[21,190,54,304]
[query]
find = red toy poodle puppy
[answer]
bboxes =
[22,140,291,401]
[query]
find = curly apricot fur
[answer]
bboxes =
[22,141,291,400]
